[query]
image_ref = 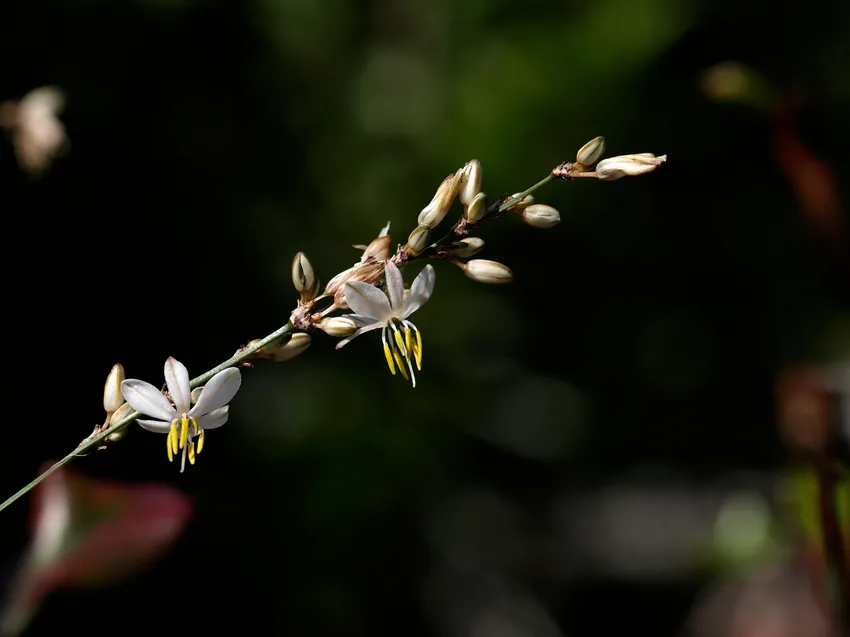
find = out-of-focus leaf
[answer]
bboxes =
[0,464,193,636]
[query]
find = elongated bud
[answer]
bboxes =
[190,386,204,404]
[508,193,535,211]
[270,332,312,362]
[103,363,125,413]
[109,401,134,426]
[451,237,485,258]
[520,204,561,229]
[292,252,319,301]
[463,259,513,284]
[575,136,605,167]
[464,192,487,224]
[595,153,667,181]
[319,316,358,337]
[405,225,431,256]
[418,171,461,229]
[460,159,482,205]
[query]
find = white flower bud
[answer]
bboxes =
[107,426,129,442]
[270,332,312,362]
[103,363,125,413]
[520,204,561,229]
[418,171,461,229]
[460,159,482,205]
[319,316,358,337]
[463,259,513,284]
[451,237,485,258]
[405,225,431,256]
[508,193,535,211]
[109,401,134,426]
[292,252,319,301]
[595,154,667,181]
[575,136,605,166]
[190,386,204,404]
[464,192,487,224]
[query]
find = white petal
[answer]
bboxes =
[402,264,435,318]
[196,406,229,430]
[136,418,174,434]
[189,368,241,417]
[344,280,392,320]
[164,357,191,414]
[121,379,177,422]
[384,260,404,313]
[346,313,380,328]
[335,321,384,349]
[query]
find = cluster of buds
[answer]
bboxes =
[552,136,667,182]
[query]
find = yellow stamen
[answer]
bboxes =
[180,416,189,449]
[167,436,173,462]
[188,440,196,465]
[405,327,412,355]
[169,423,179,456]
[393,330,406,356]
[414,330,423,370]
[197,429,205,454]
[191,417,199,435]
[393,350,409,380]
[383,342,396,375]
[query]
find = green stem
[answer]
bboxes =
[0,322,294,514]
[497,173,554,213]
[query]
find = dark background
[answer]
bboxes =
[2,0,850,635]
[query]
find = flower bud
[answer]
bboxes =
[520,204,561,229]
[595,154,667,181]
[319,316,358,337]
[361,234,392,263]
[418,172,461,229]
[460,159,482,205]
[463,259,513,284]
[508,193,535,211]
[405,225,431,256]
[109,401,134,426]
[575,136,605,167]
[464,192,487,224]
[292,252,319,301]
[451,237,485,258]
[107,427,129,443]
[270,332,312,362]
[103,363,125,413]
[190,386,204,404]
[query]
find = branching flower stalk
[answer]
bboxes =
[0,137,665,513]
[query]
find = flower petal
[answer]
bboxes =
[335,321,385,349]
[402,264,435,318]
[121,380,177,422]
[344,280,392,320]
[189,368,241,417]
[384,260,404,313]
[136,419,174,434]
[346,314,381,328]
[196,406,229,430]
[164,357,191,414]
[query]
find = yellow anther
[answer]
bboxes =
[191,417,199,435]
[393,329,406,356]
[197,429,205,454]
[405,327,412,355]
[188,441,196,465]
[166,436,173,462]
[169,423,179,456]
[393,350,409,380]
[180,416,189,449]
[414,330,423,370]
[383,341,396,375]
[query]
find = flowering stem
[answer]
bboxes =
[0,322,295,514]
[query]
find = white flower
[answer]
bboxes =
[120,358,242,472]
[0,86,68,176]
[337,260,435,387]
